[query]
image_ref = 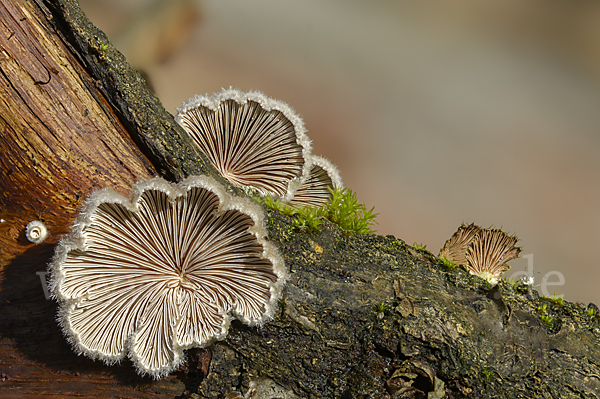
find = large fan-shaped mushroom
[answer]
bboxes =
[176,89,312,200]
[49,176,285,378]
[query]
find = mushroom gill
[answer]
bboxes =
[49,176,285,378]
[438,223,481,266]
[176,89,312,200]
[465,228,521,284]
[287,155,343,208]
[440,223,521,284]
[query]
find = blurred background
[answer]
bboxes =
[79,0,600,305]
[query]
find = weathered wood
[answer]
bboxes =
[0,0,189,396]
[44,0,222,183]
[1,0,600,398]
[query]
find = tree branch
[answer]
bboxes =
[0,0,599,398]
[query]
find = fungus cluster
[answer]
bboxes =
[439,223,521,284]
[176,89,343,208]
[49,176,285,378]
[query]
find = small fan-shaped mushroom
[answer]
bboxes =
[287,155,343,208]
[49,176,285,378]
[440,223,521,284]
[465,228,521,284]
[438,223,481,266]
[176,89,312,200]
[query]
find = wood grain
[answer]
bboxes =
[0,0,189,396]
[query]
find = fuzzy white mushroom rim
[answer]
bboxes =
[176,88,312,201]
[287,155,344,208]
[49,176,286,378]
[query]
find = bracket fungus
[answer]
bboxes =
[440,223,521,284]
[49,176,286,378]
[176,88,312,201]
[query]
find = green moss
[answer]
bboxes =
[259,194,295,216]
[289,206,323,234]
[260,187,378,235]
[537,304,548,313]
[542,292,566,307]
[439,256,457,270]
[481,366,494,382]
[536,303,558,330]
[412,242,427,250]
[375,301,387,313]
[502,277,519,289]
[324,187,378,234]
[540,314,553,328]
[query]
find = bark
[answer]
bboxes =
[0,0,599,398]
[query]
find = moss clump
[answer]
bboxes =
[542,292,566,307]
[258,193,294,216]
[540,314,553,328]
[289,206,323,234]
[439,256,456,270]
[536,303,561,331]
[260,187,378,235]
[537,304,547,313]
[375,301,388,320]
[502,277,519,288]
[412,242,427,250]
[324,187,378,234]
[481,366,494,382]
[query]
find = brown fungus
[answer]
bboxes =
[49,176,286,378]
[465,227,521,284]
[176,89,312,200]
[440,223,521,284]
[439,223,481,266]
